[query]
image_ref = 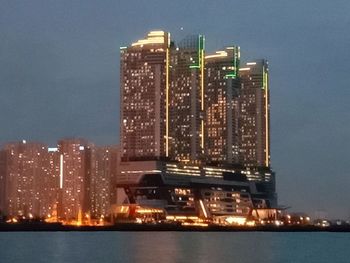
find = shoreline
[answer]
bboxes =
[1,223,350,232]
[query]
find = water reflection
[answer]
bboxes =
[0,232,349,263]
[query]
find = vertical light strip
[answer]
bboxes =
[233,50,237,78]
[200,36,205,151]
[59,154,63,189]
[201,47,204,110]
[234,46,240,78]
[265,70,269,167]
[201,120,204,152]
[165,47,170,157]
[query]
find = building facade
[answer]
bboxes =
[90,145,119,219]
[118,32,276,220]
[120,32,208,163]
[238,60,270,167]
[120,31,271,169]
[116,160,277,223]
[120,31,170,161]
[40,147,60,218]
[205,46,240,164]
[2,141,48,217]
[169,35,205,162]
[57,138,92,220]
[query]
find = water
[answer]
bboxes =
[0,232,349,263]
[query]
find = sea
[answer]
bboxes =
[0,232,349,263]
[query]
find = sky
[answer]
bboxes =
[0,0,349,218]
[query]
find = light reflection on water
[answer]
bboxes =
[0,232,349,263]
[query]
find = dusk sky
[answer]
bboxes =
[1,0,349,218]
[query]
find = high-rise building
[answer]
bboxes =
[238,60,270,167]
[117,32,277,219]
[169,35,205,162]
[40,147,60,218]
[205,46,240,164]
[90,145,119,219]
[57,138,92,220]
[2,141,48,218]
[120,31,170,161]
[120,31,207,163]
[120,31,271,170]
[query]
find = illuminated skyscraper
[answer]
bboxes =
[120,31,206,163]
[120,31,271,170]
[57,138,92,220]
[90,145,119,219]
[238,60,270,167]
[169,35,205,162]
[41,147,60,218]
[117,32,277,211]
[120,31,170,161]
[2,141,48,218]
[205,46,240,164]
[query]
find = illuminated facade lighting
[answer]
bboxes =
[59,154,63,189]
[131,31,167,47]
[239,67,251,71]
[166,47,170,156]
[199,199,208,218]
[205,51,228,59]
[264,68,270,166]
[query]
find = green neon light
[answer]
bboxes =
[262,70,268,90]
[189,35,204,69]
[224,46,240,79]
[224,73,236,79]
[262,63,268,90]
[199,35,204,50]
